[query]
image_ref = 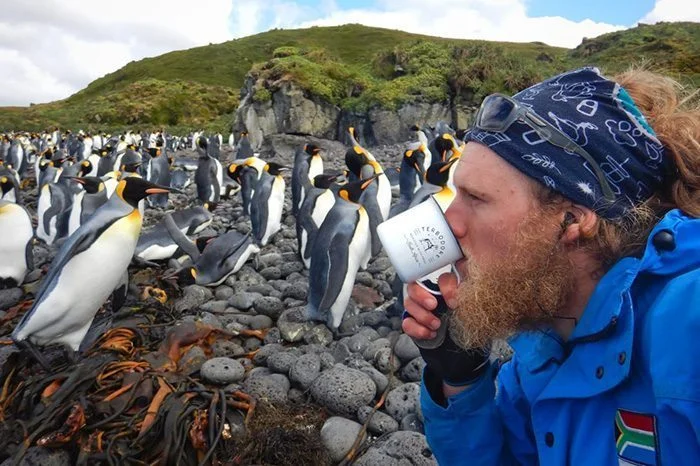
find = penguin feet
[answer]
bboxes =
[14,339,52,372]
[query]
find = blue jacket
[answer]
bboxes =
[421,209,700,465]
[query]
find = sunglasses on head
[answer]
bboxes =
[473,93,615,202]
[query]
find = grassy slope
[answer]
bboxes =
[0,22,697,131]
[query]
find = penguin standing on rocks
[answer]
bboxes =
[12,177,173,362]
[164,215,260,287]
[145,147,171,208]
[250,162,288,246]
[227,162,257,216]
[291,144,323,216]
[297,173,340,269]
[235,131,254,160]
[36,177,74,246]
[0,200,33,288]
[307,176,377,329]
[194,138,221,210]
[67,176,109,236]
[389,144,428,218]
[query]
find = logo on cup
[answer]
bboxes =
[405,225,448,267]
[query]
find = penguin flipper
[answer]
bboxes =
[164,213,201,261]
[318,230,352,313]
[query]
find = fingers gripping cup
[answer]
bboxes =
[377,196,464,284]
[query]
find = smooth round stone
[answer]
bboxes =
[199,300,229,314]
[385,383,420,421]
[264,327,283,345]
[353,431,436,466]
[249,314,273,330]
[289,352,321,389]
[174,285,213,312]
[401,357,426,383]
[267,351,298,375]
[303,324,333,346]
[360,311,390,328]
[279,261,303,277]
[400,413,425,433]
[211,339,246,358]
[269,279,291,293]
[228,292,260,310]
[243,373,289,404]
[251,343,284,365]
[0,288,22,311]
[358,327,381,341]
[258,252,284,268]
[248,283,278,296]
[357,406,399,435]
[310,365,377,417]
[243,337,262,352]
[355,271,374,287]
[347,333,371,354]
[277,307,315,342]
[367,257,392,274]
[214,285,234,300]
[362,338,391,361]
[197,312,223,329]
[375,347,401,373]
[200,357,245,385]
[282,282,307,300]
[320,417,365,463]
[319,352,336,371]
[253,296,284,319]
[260,266,282,280]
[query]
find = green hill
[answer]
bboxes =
[0,22,698,131]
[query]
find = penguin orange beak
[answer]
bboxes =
[360,174,380,190]
[145,187,171,194]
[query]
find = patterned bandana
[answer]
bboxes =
[466,67,671,219]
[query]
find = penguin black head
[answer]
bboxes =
[409,124,421,132]
[116,177,172,208]
[304,144,321,156]
[265,162,289,176]
[197,137,208,150]
[455,129,469,142]
[425,158,459,187]
[79,160,93,176]
[195,235,216,252]
[312,173,339,189]
[338,175,378,204]
[433,135,454,161]
[344,147,367,178]
[227,163,241,180]
[177,267,198,286]
[71,176,104,194]
[0,176,12,194]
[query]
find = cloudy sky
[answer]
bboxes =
[0,0,697,106]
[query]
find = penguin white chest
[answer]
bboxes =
[311,190,335,228]
[261,178,285,245]
[377,175,392,220]
[17,212,142,350]
[0,204,32,283]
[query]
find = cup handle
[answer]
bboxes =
[412,281,450,349]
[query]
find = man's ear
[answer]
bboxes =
[559,205,598,244]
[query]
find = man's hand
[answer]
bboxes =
[402,272,489,389]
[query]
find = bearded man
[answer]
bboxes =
[403,67,700,465]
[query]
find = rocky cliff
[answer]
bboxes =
[234,76,476,148]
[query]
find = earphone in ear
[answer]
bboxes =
[560,212,576,230]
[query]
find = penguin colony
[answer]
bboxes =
[0,125,466,365]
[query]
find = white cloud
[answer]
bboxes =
[0,0,233,106]
[1,0,697,107]
[640,0,700,23]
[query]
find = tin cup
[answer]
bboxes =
[377,196,463,283]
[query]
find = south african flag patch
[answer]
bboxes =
[615,409,659,465]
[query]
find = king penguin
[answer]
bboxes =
[296,173,340,269]
[12,177,173,357]
[145,147,171,208]
[250,162,288,246]
[307,176,376,329]
[235,131,254,160]
[194,138,221,210]
[227,162,257,216]
[164,215,260,287]
[135,206,213,262]
[0,200,33,289]
[291,144,323,216]
[67,176,109,236]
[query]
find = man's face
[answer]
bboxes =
[444,142,575,348]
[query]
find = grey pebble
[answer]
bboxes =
[362,338,391,361]
[400,357,426,382]
[385,383,420,421]
[0,288,22,311]
[353,431,436,466]
[252,343,284,365]
[214,285,234,300]
[303,324,333,346]
[200,357,245,384]
[260,266,282,280]
[267,351,298,374]
[263,327,283,345]
[319,352,336,371]
[211,340,246,358]
[243,373,289,404]
[400,413,425,433]
[253,296,284,319]
[289,352,321,389]
[310,365,377,417]
[375,347,401,373]
[357,406,399,435]
[279,261,303,277]
[0,446,72,466]
[320,416,365,463]
[282,282,307,300]
[174,285,213,312]
[277,307,315,342]
[228,292,260,310]
[178,346,207,375]
[243,337,261,352]
[199,300,229,314]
